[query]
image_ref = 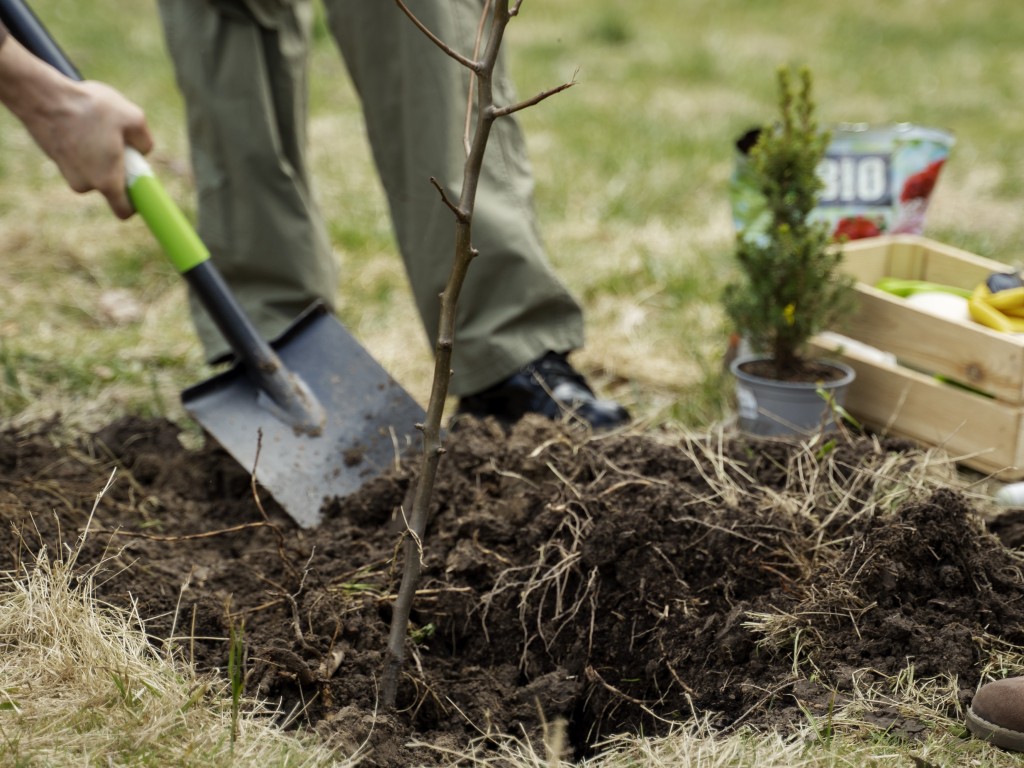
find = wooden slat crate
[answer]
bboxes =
[810,234,1024,478]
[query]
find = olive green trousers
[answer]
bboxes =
[156,0,584,395]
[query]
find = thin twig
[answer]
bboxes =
[463,0,492,154]
[491,76,577,118]
[429,177,465,219]
[92,521,278,542]
[393,0,481,72]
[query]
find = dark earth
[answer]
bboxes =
[2,413,1023,765]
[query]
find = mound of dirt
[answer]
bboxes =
[1,414,1022,765]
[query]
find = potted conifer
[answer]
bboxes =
[723,66,857,437]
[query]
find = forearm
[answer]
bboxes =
[0,24,80,125]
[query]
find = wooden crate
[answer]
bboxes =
[810,234,1024,478]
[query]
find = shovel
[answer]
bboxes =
[0,0,426,528]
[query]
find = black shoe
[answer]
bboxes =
[456,352,630,430]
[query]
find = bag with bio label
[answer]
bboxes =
[730,123,955,242]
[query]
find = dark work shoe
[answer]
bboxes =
[456,352,630,430]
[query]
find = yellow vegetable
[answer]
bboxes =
[980,285,1024,311]
[1000,304,1024,319]
[969,285,1024,333]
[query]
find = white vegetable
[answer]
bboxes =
[904,291,971,322]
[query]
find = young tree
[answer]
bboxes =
[382,0,573,708]
[724,66,855,380]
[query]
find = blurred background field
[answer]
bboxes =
[2,0,1024,433]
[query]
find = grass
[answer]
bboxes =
[0,526,352,766]
[7,1,1024,430]
[4,0,1024,764]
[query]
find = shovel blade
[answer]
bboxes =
[182,303,425,528]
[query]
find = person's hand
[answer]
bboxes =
[0,35,154,219]
[25,79,154,219]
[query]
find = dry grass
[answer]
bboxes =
[0,490,356,767]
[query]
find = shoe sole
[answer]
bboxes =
[967,707,1024,751]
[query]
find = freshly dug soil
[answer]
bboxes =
[1,414,1022,765]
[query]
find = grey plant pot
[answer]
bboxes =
[729,355,856,438]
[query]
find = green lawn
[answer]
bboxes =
[6,0,1024,431]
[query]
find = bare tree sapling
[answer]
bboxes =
[381,0,574,708]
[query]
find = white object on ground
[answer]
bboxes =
[995,482,1024,507]
[816,331,897,366]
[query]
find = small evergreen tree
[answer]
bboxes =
[724,66,855,380]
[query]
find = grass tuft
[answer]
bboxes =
[0,531,354,767]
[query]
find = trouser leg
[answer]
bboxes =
[323,0,584,395]
[156,0,336,362]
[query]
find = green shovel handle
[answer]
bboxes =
[125,148,208,274]
[123,159,325,433]
[125,149,326,434]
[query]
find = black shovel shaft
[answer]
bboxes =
[187,262,278,372]
[0,0,79,80]
[186,262,327,435]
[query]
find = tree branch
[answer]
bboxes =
[429,176,466,221]
[492,77,576,118]
[394,0,483,73]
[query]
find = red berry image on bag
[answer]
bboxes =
[900,159,946,202]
